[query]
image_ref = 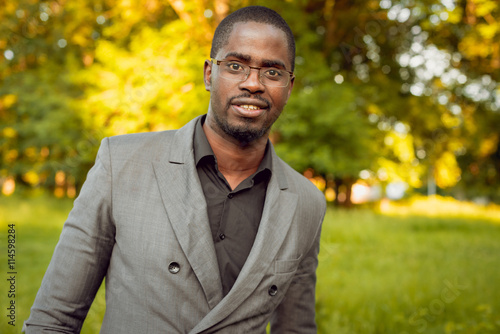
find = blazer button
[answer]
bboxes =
[168,262,180,274]
[268,285,278,296]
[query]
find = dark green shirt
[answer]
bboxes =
[194,115,272,296]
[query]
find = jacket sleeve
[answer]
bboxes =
[25,138,115,333]
[270,207,325,334]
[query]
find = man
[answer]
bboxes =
[26,6,326,333]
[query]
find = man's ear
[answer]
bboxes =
[204,60,212,92]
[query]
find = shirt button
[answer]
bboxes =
[219,233,225,240]
[168,262,180,274]
[268,285,278,296]
[227,193,233,199]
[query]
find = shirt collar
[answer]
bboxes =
[193,115,272,176]
[193,115,215,166]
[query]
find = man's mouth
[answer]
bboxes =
[232,104,266,118]
[239,105,260,110]
[230,96,270,118]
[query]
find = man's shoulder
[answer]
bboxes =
[104,117,200,158]
[103,130,179,162]
[108,130,176,146]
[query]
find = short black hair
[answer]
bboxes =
[210,6,296,71]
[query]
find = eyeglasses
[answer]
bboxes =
[211,58,294,87]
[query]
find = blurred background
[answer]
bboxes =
[1,0,499,333]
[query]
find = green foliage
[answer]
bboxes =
[1,0,499,201]
[0,65,94,189]
[274,81,375,177]
[78,20,210,135]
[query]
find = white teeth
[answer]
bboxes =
[240,105,259,110]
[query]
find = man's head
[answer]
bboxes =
[210,6,296,72]
[204,6,296,145]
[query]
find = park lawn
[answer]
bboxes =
[316,209,500,333]
[1,195,500,334]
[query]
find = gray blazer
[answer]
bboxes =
[25,116,326,333]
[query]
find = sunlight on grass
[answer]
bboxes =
[378,195,500,223]
[1,194,500,333]
[0,192,74,230]
[316,208,500,333]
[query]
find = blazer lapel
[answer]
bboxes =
[152,117,223,309]
[189,150,298,333]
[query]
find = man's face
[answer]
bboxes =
[204,21,294,144]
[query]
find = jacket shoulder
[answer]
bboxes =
[108,130,176,150]
[104,130,177,162]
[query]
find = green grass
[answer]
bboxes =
[316,209,500,333]
[1,195,500,333]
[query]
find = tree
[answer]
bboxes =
[1,0,499,203]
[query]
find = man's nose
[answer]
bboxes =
[239,68,265,93]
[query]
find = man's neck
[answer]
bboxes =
[202,120,268,190]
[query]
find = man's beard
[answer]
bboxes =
[212,110,270,145]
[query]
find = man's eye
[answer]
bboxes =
[227,63,243,71]
[264,69,282,77]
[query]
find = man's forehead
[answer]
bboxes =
[227,21,286,43]
[218,21,291,68]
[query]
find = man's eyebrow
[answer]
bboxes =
[224,52,251,63]
[223,52,288,70]
[261,59,287,70]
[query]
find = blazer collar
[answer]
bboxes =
[168,116,198,164]
[169,115,289,190]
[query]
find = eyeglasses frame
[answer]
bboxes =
[210,58,294,87]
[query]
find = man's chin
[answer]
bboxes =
[212,109,270,144]
[226,126,267,144]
